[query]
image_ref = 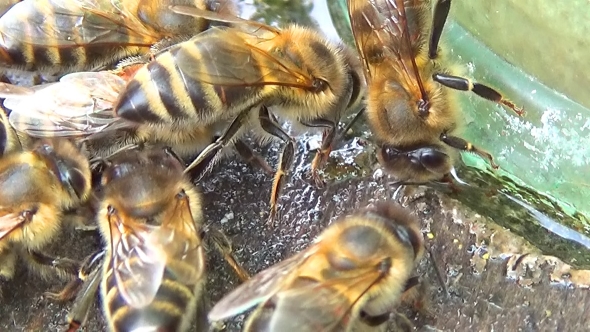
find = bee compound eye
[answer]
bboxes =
[311,78,328,92]
[419,148,448,170]
[381,146,401,162]
[176,189,187,199]
[66,168,89,200]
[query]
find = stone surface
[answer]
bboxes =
[0,136,589,332]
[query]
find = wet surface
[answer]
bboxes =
[1,133,589,332]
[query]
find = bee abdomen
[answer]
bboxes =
[107,276,196,332]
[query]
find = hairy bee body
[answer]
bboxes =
[98,148,206,332]
[114,24,359,131]
[0,138,91,285]
[348,0,523,182]
[209,202,424,331]
[0,0,238,74]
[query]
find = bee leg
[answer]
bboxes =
[439,132,500,169]
[43,249,103,302]
[428,0,452,59]
[359,310,391,327]
[259,106,295,224]
[184,110,251,177]
[433,73,525,116]
[207,227,250,282]
[233,139,274,175]
[27,250,81,276]
[0,248,16,298]
[426,246,449,297]
[268,140,295,225]
[64,263,102,332]
[339,108,365,139]
[301,118,337,188]
[393,312,415,332]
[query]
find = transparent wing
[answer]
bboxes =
[169,27,320,90]
[0,0,159,48]
[0,211,25,240]
[107,211,168,308]
[246,268,386,331]
[347,0,424,98]
[169,5,280,34]
[208,248,317,321]
[157,191,205,286]
[106,190,205,309]
[3,71,131,138]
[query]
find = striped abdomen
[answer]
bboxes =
[0,0,153,72]
[114,29,270,127]
[103,261,204,332]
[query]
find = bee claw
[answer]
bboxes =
[311,170,326,189]
[267,207,279,228]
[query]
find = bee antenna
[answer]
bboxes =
[426,245,449,298]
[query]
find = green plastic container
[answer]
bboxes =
[328,0,590,220]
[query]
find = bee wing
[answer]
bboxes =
[4,71,132,138]
[0,211,24,240]
[157,191,205,285]
[107,212,168,309]
[169,5,280,34]
[208,248,319,322]
[171,28,320,90]
[347,0,425,97]
[0,0,160,48]
[247,267,387,331]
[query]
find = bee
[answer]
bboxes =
[208,202,425,332]
[0,138,92,295]
[346,0,524,184]
[0,0,238,76]
[97,147,207,331]
[0,67,272,177]
[55,147,248,332]
[113,5,366,219]
[1,5,366,220]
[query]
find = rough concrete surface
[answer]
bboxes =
[0,135,589,332]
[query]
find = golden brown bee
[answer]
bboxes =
[114,5,365,219]
[0,67,271,179]
[0,67,212,155]
[0,138,92,294]
[55,147,208,332]
[97,147,208,332]
[208,202,425,332]
[0,6,366,221]
[0,0,238,75]
[346,0,524,184]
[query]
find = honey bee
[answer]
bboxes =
[0,0,238,75]
[0,67,273,178]
[0,138,92,295]
[346,0,524,184]
[114,5,366,219]
[54,147,249,332]
[208,202,425,331]
[98,147,207,331]
[1,5,366,220]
